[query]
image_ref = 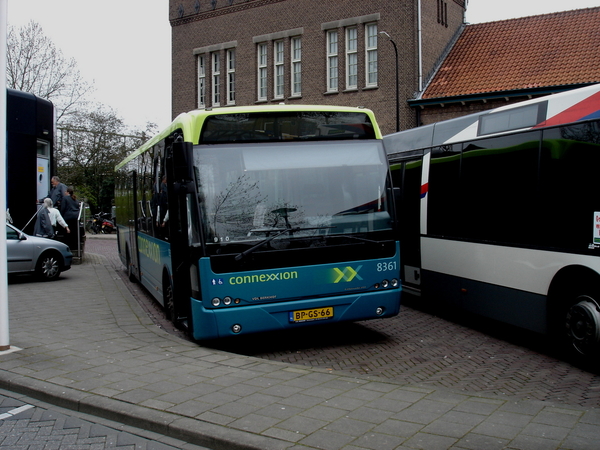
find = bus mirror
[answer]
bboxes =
[172,141,194,181]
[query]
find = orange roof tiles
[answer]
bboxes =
[422,7,600,100]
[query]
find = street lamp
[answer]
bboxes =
[379,31,400,132]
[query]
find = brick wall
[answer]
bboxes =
[169,0,465,135]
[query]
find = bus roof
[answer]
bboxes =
[384,83,600,157]
[116,104,379,171]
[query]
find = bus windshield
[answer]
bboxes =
[194,140,392,248]
[200,111,376,142]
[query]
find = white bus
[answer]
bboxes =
[385,83,600,360]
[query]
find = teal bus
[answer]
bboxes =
[115,105,401,340]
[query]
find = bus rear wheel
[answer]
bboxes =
[565,295,600,357]
[164,275,177,325]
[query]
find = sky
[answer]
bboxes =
[6,0,172,130]
[6,0,600,131]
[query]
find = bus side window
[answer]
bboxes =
[459,131,541,245]
[540,121,600,250]
[428,144,461,238]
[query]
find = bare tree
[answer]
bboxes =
[6,21,92,122]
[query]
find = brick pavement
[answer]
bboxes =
[0,233,590,449]
[86,235,600,409]
[0,391,208,449]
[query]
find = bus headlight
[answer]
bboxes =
[232,324,242,333]
[223,296,233,305]
[382,280,389,288]
[391,278,399,287]
[211,297,221,307]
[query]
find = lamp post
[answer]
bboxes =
[380,31,400,132]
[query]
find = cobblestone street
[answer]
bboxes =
[86,235,600,409]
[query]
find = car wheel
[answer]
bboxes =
[36,251,62,281]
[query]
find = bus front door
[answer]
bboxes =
[390,156,423,297]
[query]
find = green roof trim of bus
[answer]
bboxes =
[115,105,381,172]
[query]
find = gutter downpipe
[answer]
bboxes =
[417,0,423,92]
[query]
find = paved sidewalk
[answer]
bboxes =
[1,252,599,449]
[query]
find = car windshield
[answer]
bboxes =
[193,140,392,246]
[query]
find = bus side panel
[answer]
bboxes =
[422,269,547,333]
[137,233,172,305]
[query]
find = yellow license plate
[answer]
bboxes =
[290,307,334,323]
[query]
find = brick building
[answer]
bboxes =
[169,0,466,135]
[413,7,600,125]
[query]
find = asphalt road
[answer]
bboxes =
[85,235,600,410]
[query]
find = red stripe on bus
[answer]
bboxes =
[534,91,600,128]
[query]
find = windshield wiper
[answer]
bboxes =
[334,235,380,244]
[234,226,333,261]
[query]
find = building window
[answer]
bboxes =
[227,49,236,105]
[197,54,206,108]
[257,43,268,101]
[212,52,220,106]
[274,40,285,99]
[365,23,378,87]
[438,0,448,27]
[291,37,301,96]
[327,31,338,92]
[346,27,358,89]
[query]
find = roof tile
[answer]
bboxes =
[423,7,600,99]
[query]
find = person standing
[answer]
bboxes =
[33,202,53,238]
[43,198,70,237]
[60,187,80,248]
[39,176,68,209]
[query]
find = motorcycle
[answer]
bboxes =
[100,213,115,234]
[86,212,115,234]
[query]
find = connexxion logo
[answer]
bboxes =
[332,265,363,283]
[229,271,299,285]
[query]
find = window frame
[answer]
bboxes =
[197,54,206,108]
[274,40,285,99]
[326,30,339,93]
[257,43,268,101]
[227,49,236,105]
[291,37,302,97]
[212,52,221,107]
[345,27,358,90]
[365,23,378,87]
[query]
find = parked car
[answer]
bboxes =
[6,223,73,281]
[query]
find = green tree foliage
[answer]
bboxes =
[56,110,155,212]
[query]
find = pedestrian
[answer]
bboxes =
[60,187,80,247]
[39,176,68,209]
[33,202,53,238]
[43,198,70,238]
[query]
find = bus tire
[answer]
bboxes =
[565,295,600,358]
[164,273,177,324]
[126,248,137,282]
[548,269,600,361]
